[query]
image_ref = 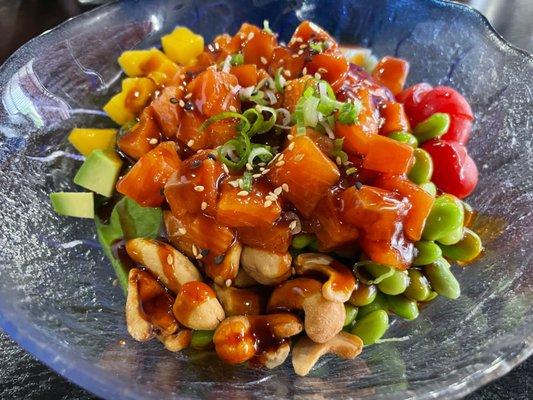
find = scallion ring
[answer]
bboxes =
[200,112,251,135]
[218,133,251,170]
[247,145,273,166]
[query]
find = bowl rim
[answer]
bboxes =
[0,0,531,399]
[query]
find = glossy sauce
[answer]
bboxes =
[249,316,287,366]
[155,241,182,293]
[267,278,322,312]
[173,281,216,323]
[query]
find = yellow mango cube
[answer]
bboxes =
[118,48,181,86]
[161,27,204,66]
[103,77,156,125]
[68,128,117,156]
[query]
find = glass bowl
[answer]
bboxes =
[0,0,531,399]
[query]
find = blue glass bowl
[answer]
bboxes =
[0,0,531,398]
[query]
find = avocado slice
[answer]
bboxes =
[50,192,94,218]
[74,150,122,197]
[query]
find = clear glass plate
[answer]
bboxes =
[0,0,531,399]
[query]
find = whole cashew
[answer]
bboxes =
[240,246,292,285]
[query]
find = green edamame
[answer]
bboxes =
[412,241,442,266]
[423,291,439,302]
[420,182,437,197]
[365,263,409,295]
[385,294,419,320]
[404,269,431,301]
[437,225,464,245]
[358,292,388,318]
[291,233,316,249]
[344,304,358,327]
[439,227,483,262]
[422,194,464,241]
[190,330,215,348]
[413,112,450,143]
[408,148,434,184]
[388,131,418,148]
[461,200,475,227]
[349,282,377,306]
[423,258,461,299]
[351,309,389,345]
[308,237,320,251]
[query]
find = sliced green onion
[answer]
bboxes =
[302,86,315,99]
[243,108,264,136]
[200,112,251,134]
[274,68,285,93]
[242,171,253,192]
[333,138,344,152]
[247,145,273,166]
[230,53,244,66]
[303,96,320,127]
[218,133,251,170]
[263,20,273,35]
[255,105,277,133]
[310,41,326,53]
[337,101,360,125]
[318,80,336,100]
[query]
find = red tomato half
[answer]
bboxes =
[409,86,474,144]
[422,140,479,199]
[396,82,433,117]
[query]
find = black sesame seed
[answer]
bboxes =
[190,159,202,169]
[214,254,225,265]
[355,181,363,190]
[200,248,210,257]
[207,154,217,160]
[169,97,179,104]
[184,101,194,111]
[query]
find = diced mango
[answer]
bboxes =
[68,128,117,156]
[118,48,182,86]
[103,77,156,125]
[161,27,204,66]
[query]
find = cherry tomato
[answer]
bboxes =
[422,140,478,199]
[396,83,433,118]
[409,86,474,144]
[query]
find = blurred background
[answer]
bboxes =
[0,0,531,399]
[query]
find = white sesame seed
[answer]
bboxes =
[289,220,297,230]
[282,183,289,192]
[258,162,266,166]
[201,201,208,210]
[291,54,299,58]
[261,168,270,175]
[265,195,276,202]
[187,139,195,147]
[264,200,272,208]
[302,67,307,75]
[196,253,203,260]
[178,99,185,107]
[229,105,237,112]
[299,44,308,49]
[184,92,192,99]
[274,187,283,196]
[245,163,253,170]
[112,279,118,287]
[148,138,158,145]
[314,73,321,80]
[295,37,303,43]
[297,50,304,55]
[167,255,173,264]
[179,74,186,80]
[336,156,342,165]
[178,228,187,235]
[247,32,255,40]
[192,244,199,256]
[260,56,268,65]
[178,85,185,90]
[275,160,285,167]
[252,173,262,178]
[214,42,220,50]
[194,185,205,192]
[237,190,249,197]
[225,279,232,287]
[278,153,285,161]
[287,134,294,140]
[294,154,304,162]
[207,44,214,52]
[287,142,295,151]
[284,70,291,77]
[222,164,230,174]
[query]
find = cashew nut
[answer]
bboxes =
[125,238,201,293]
[213,284,263,316]
[268,278,345,343]
[157,330,192,352]
[292,332,363,376]
[173,281,225,330]
[213,314,303,366]
[205,242,242,286]
[240,246,292,285]
[126,268,178,342]
[295,253,356,302]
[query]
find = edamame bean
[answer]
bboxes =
[190,330,215,348]
[404,269,431,301]
[413,113,450,143]
[365,263,409,295]
[423,291,439,302]
[388,131,418,148]
[308,237,320,251]
[344,304,358,327]
[461,200,475,227]
[423,258,461,299]
[358,292,388,318]
[412,241,442,266]
[422,194,464,241]
[439,227,483,262]
[420,182,437,197]
[385,295,419,320]
[408,148,434,184]
[291,233,315,249]
[351,309,389,345]
[437,225,464,245]
[349,282,377,306]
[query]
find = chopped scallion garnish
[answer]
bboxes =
[241,171,253,192]
[337,102,361,125]
[230,53,244,66]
